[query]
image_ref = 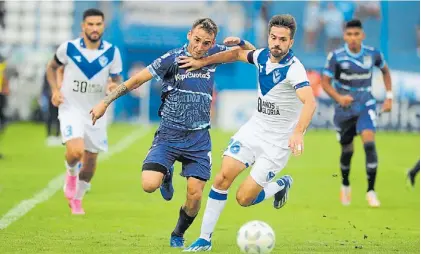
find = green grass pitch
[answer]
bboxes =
[0,123,419,253]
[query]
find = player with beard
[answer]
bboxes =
[178,14,317,251]
[45,8,122,214]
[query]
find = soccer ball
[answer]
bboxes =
[236,220,276,254]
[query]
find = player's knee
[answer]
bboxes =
[66,147,83,161]
[141,173,161,193]
[236,192,253,207]
[213,171,233,190]
[142,180,160,193]
[341,143,354,153]
[187,185,203,202]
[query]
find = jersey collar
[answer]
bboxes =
[344,43,364,58]
[80,38,104,50]
[267,49,294,65]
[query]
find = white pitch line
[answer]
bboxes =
[0,127,151,230]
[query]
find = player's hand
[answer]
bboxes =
[90,100,108,126]
[51,90,64,107]
[338,95,354,107]
[178,56,204,72]
[288,131,304,156]
[223,36,242,47]
[106,82,118,95]
[381,98,392,112]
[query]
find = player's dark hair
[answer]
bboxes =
[345,19,363,29]
[192,18,218,37]
[83,8,104,21]
[268,14,297,39]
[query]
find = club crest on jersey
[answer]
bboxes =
[363,56,372,68]
[266,171,275,182]
[273,69,282,84]
[98,56,109,67]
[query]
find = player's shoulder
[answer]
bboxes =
[101,40,118,50]
[58,38,79,49]
[254,48,269,63]
[362,45,381,55]
[287,56,306,76]
[328,46,346,59]
[162,47,183,60]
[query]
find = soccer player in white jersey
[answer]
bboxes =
[179,14,317,251]
[46,9,122,215]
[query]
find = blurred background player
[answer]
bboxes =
[407,160,420,187]
[90,18,255,248]
[46,8,122,215]
[41,65,64,147]
[180,14,316,251]
[0,51,9,159]
[321,19,392,208]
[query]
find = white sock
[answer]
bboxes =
[251,181,285,205]
[199,186,228,242]
[65,161,80,176]
[264,181,285,199]
[74,180,90,200]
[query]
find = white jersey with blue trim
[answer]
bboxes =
[55,38,122,124]
[248,48,309,146]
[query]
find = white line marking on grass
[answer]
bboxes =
[0,128,151,230]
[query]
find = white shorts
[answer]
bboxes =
[58,107,108,153]
[223,122,291,187]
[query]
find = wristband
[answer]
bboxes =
[238,39,245,46]
[386,91,393,99]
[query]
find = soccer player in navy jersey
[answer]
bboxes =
[321,19,392,207]
[90,18,255,247]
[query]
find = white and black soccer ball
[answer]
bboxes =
[237,220,276,254]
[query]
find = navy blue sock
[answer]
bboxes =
[364,142,378,192]
[340,148,353,186]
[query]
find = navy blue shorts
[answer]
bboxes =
[143,127,212,181]
[334,104,377,145]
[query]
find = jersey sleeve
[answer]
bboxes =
[287,62,310,90]
[322,51,337,78]
[373,49,386,69]
[146,52,175,81]
[54,42,68,65]
[209,44,230,54]
[247,48,265,67]
[109,47,123,76]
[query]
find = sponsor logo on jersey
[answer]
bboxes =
[175,71,211,81]
[257,97,281,115]
[339,72,372,81]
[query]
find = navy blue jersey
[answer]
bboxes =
[147,44,228,131]
[323,44,386,117]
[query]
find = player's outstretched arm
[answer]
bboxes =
[289,86,317,156]
[90,69,153,125]
[223,37,256,50]
[178,48,253,72]
[106,74,123,94]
